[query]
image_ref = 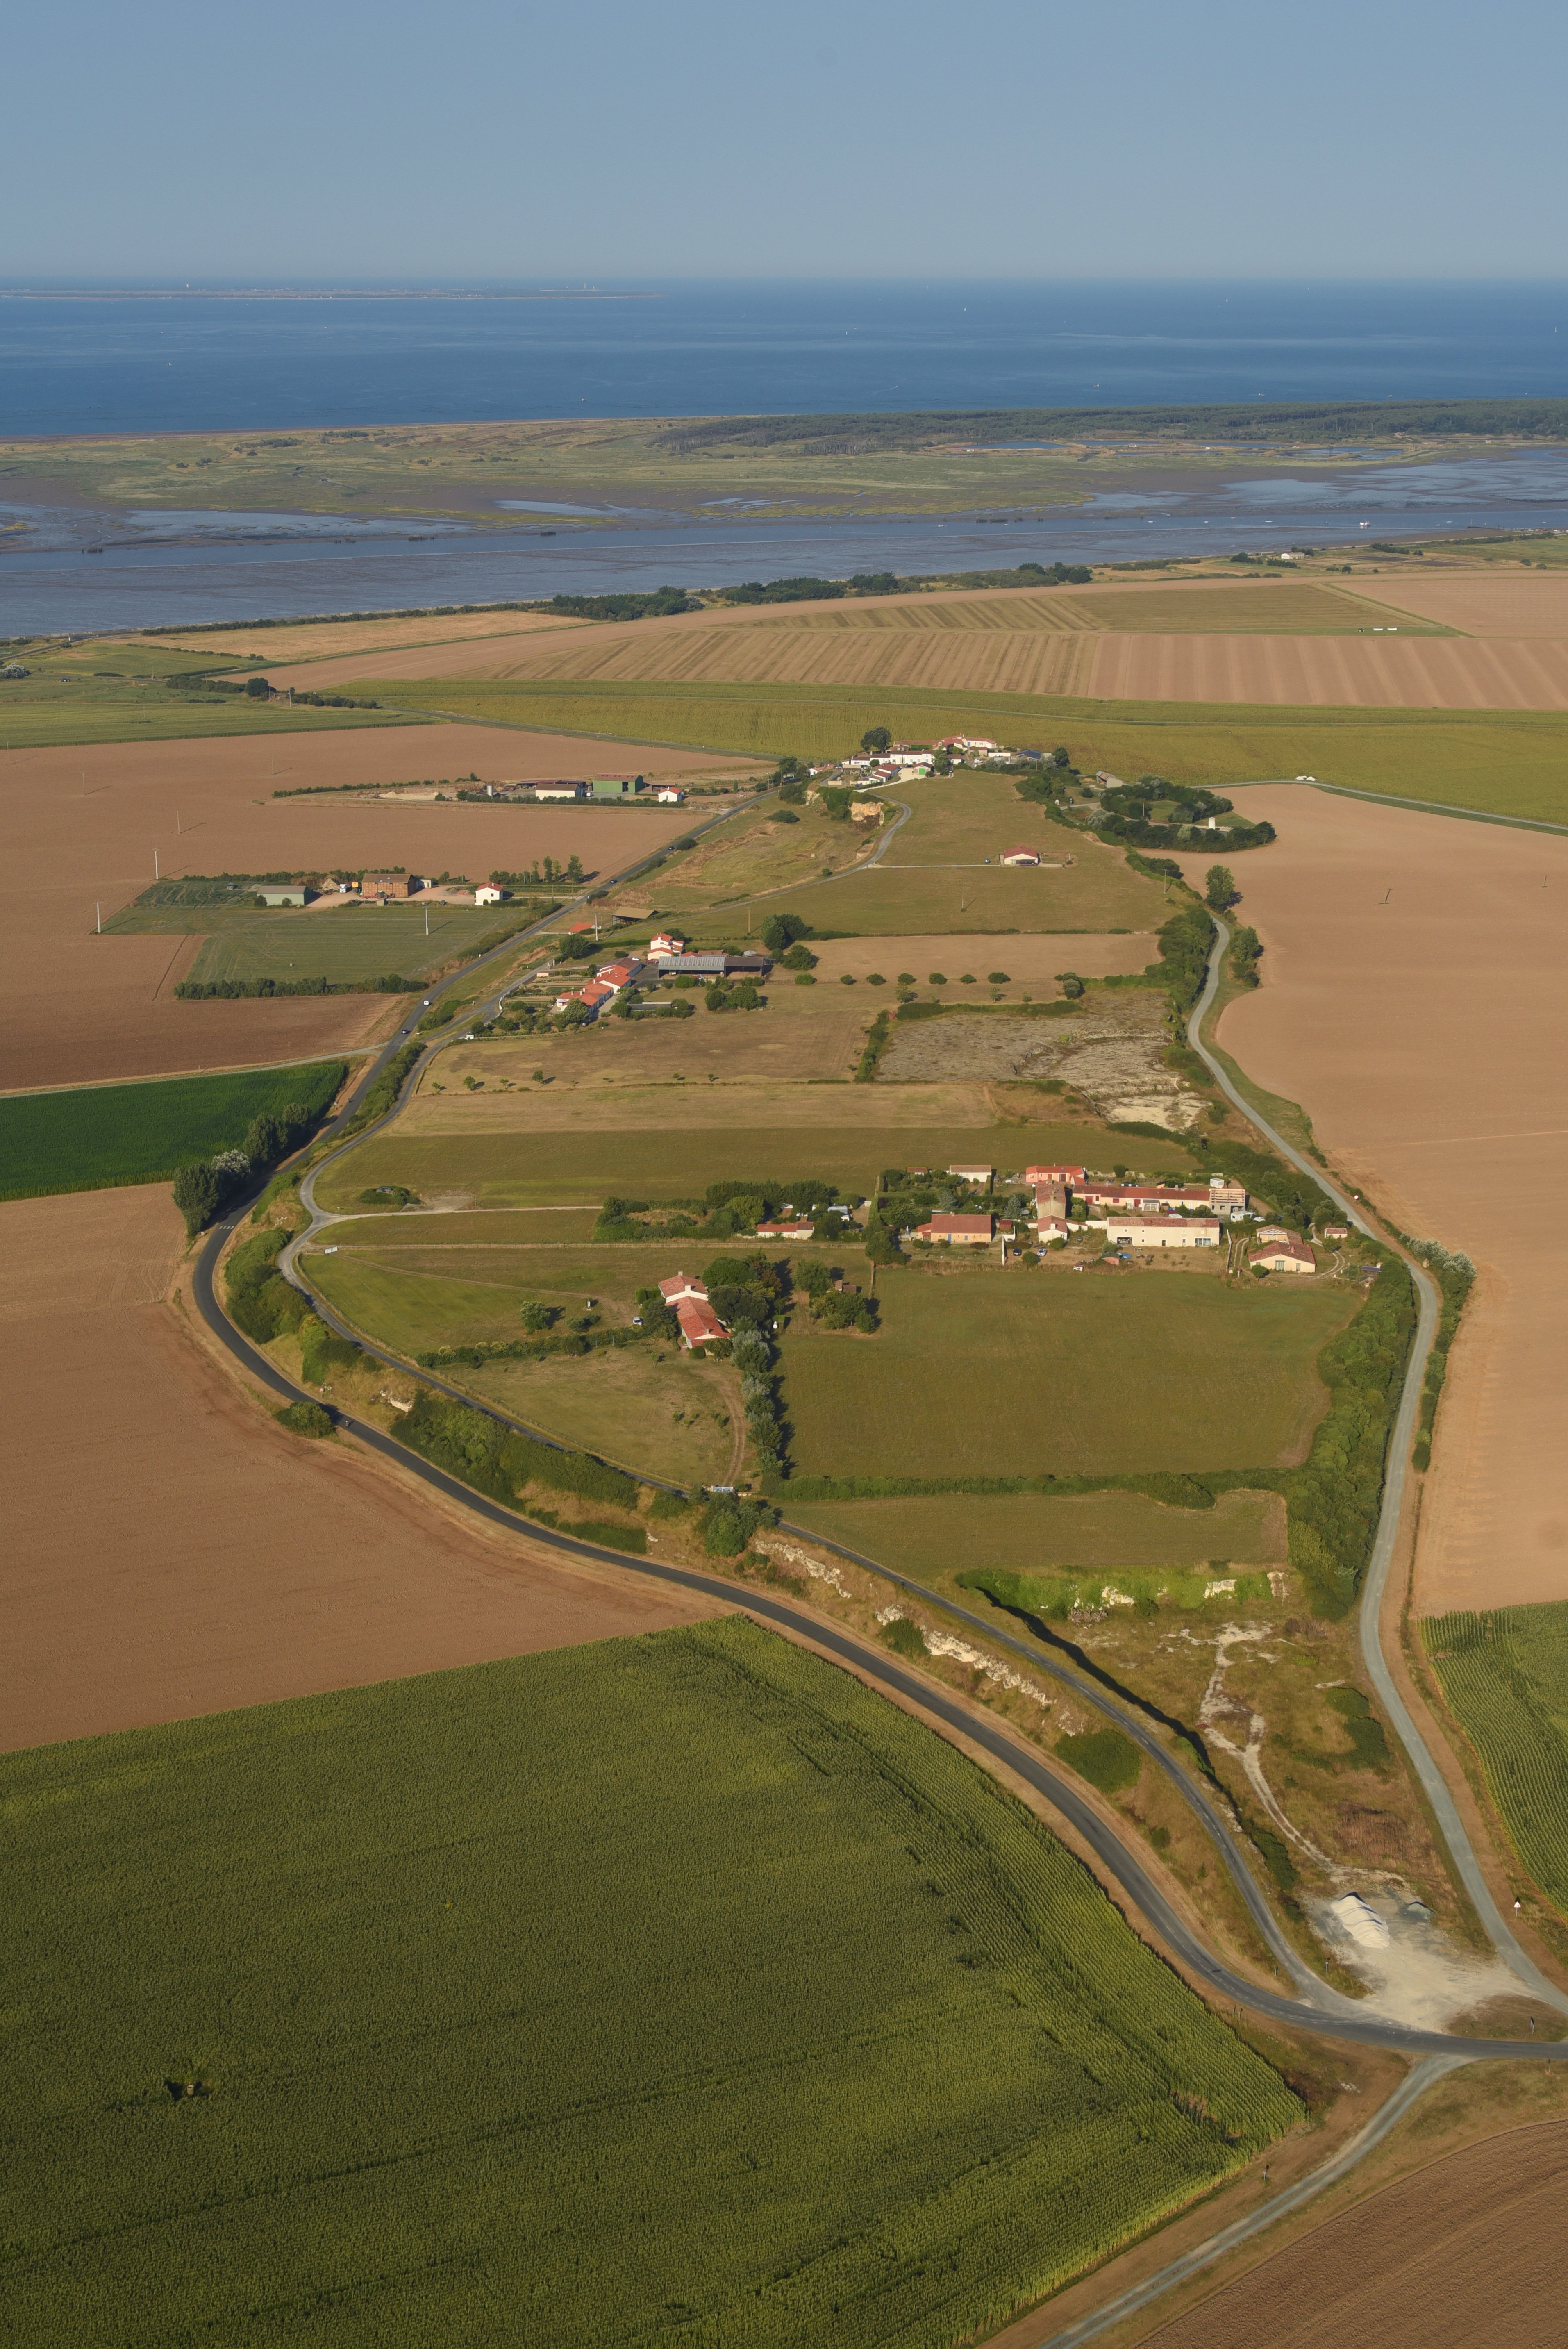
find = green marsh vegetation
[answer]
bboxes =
[0,1618,1301,2345]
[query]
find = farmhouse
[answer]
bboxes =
[594,957,647,993]
[1323,1224,1350,1239]
[1000,846,1041,866]
[1250,1237,1317,1275]
[757,1219,816,1240]
[649,932,686,957]
[1106,1218,1223,1250]
[653,787,685,804]
[1035,1215,1073,1242]
[916,1214,994,1246]
[362,871,412,901]
[474,885,504,905]
[257,882,312,906]
[658,1271,729,1348]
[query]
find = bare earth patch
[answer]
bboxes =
[1349,567,1568,637]
[0,1185,723,1751]
[878,995,1206,1130]
[1177,784,1568,1611]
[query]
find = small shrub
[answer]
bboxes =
[276,1399,332,1438]
[1056,1727,1141,1795]
[880,1616,927,1661]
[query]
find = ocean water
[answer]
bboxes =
[4,279,1568,434]
[2,280,1566,630]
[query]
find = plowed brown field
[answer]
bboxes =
[1350,569,1568,637]
[2,727,744,1091]
[1178,784,1568,1612]
[0,1185,722,1751]
[1090,632,1568,709]
[1137,2119,1568,2349]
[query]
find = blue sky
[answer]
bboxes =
[7,0,1567,282]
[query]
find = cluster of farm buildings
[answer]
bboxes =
[915,1165,1338,1273]
[552,933,770,1016]
[470,777,686,805]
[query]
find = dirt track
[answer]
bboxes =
[1183,785,1568,1612]
[1089,631,1568,709]
[0,1185,723,1751]
[1138,2119,1568,2349]
[0,727,731,1090]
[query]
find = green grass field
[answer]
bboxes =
[782,1273,1354,1482]
[0,673,420,750]
[464,1347,736,1483]
[182,903,524,988]
[684,857,1161,941]
[791,1486,1286,1587]
[0,1057,347,1203]
[1425,1603,1568,1917]
[1,1618,1299,2345]
[355,678,1568,825]
[314,1119,1200,1213]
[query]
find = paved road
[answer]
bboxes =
[1191,918,1568,2015]
[192,885,1568,2063]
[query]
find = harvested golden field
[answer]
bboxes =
[803,931,1159,987]
[0,728,731,1090]
[343,623,1100,698]
[1137,2119,1568,2349]
[1089,631,1568,709]
[750,579,1415,635]
[1348,568,1568,637]
[1182,784,1568,1612]
[0,1185,721,1751]
[141,608,590,665]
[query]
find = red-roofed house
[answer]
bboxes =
[1000,846,1041,866]
[916,1213,994,1246]
[594,956,646,992]
[675,1296,728,1348]
[650,932,686,958]
[658,1272,707,1305]
[1250,1237,1316,1275]
[757,1219,816,1240]
[1026,1164,1086,1188]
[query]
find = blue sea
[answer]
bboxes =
[2,280,1567,630]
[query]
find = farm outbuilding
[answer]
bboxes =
[916,1214,994,1246]
[257,882,311,906]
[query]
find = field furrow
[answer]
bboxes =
[1087,632,1568,709]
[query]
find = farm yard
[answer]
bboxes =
[0,1617,1300,2347]
[779,1273,1354,1482]
[0,1056,347,1203]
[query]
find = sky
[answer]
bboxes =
[7,0,1568,283]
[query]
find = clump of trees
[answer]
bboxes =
[173,1098,320,1234]
[1205,864,1239,910]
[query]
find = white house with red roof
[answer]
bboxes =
[757,1219,816,1240]
[1000,845,1041,866]
[649,932,686,958]
[1250,1236,1316,1275]
[657,1271,729,1347]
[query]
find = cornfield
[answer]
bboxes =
[0,1617,1299,2347]
[1425,1603,1568,1914]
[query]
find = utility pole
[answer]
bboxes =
[154,848,159,880]
[95,903,101,934]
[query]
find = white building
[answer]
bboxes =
[1105,1218,1222,1250]
[474,885,503,905]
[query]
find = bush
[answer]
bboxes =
[1056,1728,1141,1795]
[225,1226,311,1343]
[880,1616,927,1661]
[275,1399,332,1438]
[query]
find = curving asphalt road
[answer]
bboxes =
[1191,919,1568,2015]
[191,877,1568,2066]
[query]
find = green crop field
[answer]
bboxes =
[1425,1603,1568,1916]
[1,1618,1299,2345]
[791,1485,1286,1589]
[463,1347,736,1483]
[356,678,1568,826]
[782,1273,1354,1483]
[183,903,526,988]
[315,1118,1201,1214]
[0,672,420,751]
[0,1057,348,1203]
